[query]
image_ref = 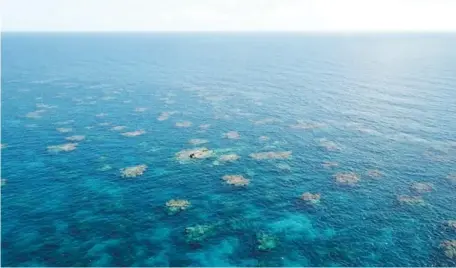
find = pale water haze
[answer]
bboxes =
[2,0,456,32]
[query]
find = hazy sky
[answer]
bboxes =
[2,0,456,32]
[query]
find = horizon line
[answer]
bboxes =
[2,30,456,34]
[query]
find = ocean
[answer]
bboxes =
[1,33,456,267]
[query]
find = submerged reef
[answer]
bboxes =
[134,107,148,112]
[334,172,360,186]
[396,195,425,206]
[54,120,75,125]
[165,199,191,215]
[176,147,214,161]
[185,224,216,244]
[176,121,192,128]
[111,126,127,131]
[444,220,456,230]
[199,124,211,130]
[423,147,451,162]
[36,103,56,109]
[366,169,383,178]
[440,240,456,259]
[120,164,148,178]
[223,131,240,139]
[322,161,339,169]
[301,192,321,205]
[56,127,73,133]
[222,175,250,186]
[249,151,292,160]
[47,143,78,153]
[290,121,325,130]
[1,178,6,187]
[25,109,46,119]
[1,144,7,150]
[218,154,240,163]
[189,139,209,145]
[65,135,85,142]
[257,233,278,251]
[276,163,291,172]
[253,118,280,125]
[157,111,177,121]
[101,96,115,101]
[446,173,456,184]
[319,138,340,151]
[121,130,146,137]
[410,182,434,194]
[98,164,113,172]
[259,136,270,142]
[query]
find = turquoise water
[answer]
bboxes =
[1,33,456,267]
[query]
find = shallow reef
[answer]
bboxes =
[121,130,146,137]
[423,147,451,162]
[36,103,57,109]
[157,111,177,121]
[218,154,240,163]
[176,121,192,128]
[56,127,73,133]
[319,138,340,151]
[249,151,292,160]
[223,131,240,139]
[366,169,383,178]
[1,143,7,150]
[95,113,108,117]
[1,178,6,187]
[410,182,434,194]
[253,118,280,125]
[396,195,426,206]
[257,233,278,251]
[185,224,216,244]
[199,124,211,130]
[165,199,191,215]
[111,126,127,131]
[276,163,291,171]
[176,147,214,161]
[334,172,360,186]
[446,173,456,184]
[47,143,78,153]
[440,240,456,259]
[301,192,321,205]
[222,175,250,186]
[322,161,338,169]
[120,164,148,178]
[444,220,456,230]
[25,109,46,119]
[290,121,325,130]
[65,135,86,142]
[134,107,148,112]
[98,164,113,172]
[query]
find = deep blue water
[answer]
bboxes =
[1,33,456,267]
